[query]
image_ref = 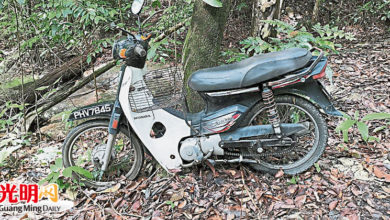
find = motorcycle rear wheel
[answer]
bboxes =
[241,95,328,175]
[62,119,144,188]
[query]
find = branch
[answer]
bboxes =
[24,60,117,131]
[152,18,190,43]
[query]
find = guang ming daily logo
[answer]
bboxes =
[0,183,73,214]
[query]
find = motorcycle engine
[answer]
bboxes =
[179,136,224,162]
[179,138,203,162]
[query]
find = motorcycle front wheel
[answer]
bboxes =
[241,95,328,175]
[62,119,144,188]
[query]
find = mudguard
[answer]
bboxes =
[275,79,342,116]
[68,101,114,121]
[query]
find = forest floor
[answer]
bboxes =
[1,24,390,220]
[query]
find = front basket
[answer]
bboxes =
[128,67,184,113]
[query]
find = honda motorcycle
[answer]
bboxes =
[62,0,342,188]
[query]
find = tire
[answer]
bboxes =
[241,95,328,175]
[62,119,144,188]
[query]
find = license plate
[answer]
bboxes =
[70,103,113,121]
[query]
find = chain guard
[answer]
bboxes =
[225,136,297,158]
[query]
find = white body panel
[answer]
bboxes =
[119,66,191,172]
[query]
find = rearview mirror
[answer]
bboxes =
[131,0,145,15]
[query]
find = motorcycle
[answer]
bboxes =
[62,0,342,188]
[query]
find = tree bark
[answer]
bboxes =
[312,0,321,23]
[182,0,232,112]
[25,60,116,131]
[6,51,93,105]
[251,0,283,40]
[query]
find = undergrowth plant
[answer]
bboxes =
[39,158,93,190]
[223,20,355,64]
[222,20,355,84]
[352,0,390,24]
[336,112,390,143]
[145,0,193,63]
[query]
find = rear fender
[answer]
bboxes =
[274,80,342,116]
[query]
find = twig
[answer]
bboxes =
[12,0,26,132]
[151,176,174,197]
[152,18,190,43]
[78,186,105,211]
[29,22,65,66]
[92,63,99,102]
[121,213,144,218]
[240,166,261,220]
[142,10,164,25]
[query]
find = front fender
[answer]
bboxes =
[274,80,342,117]
[68,101,114,121]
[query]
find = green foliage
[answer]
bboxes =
[223,20,356,64]
[0,146,21,166]
[236,2,248,11]
[145,0,193,63]
[288,176,299,185]
[335,111,390,143]
[314,162,321,173]
[0,132,31,167]
[39,158,92,190]
[353,0,390,23]
[166,200,176,209]
[362,113,390,121]
[1,0,125,62]
[202,0,223,8]
[0,101,25,131]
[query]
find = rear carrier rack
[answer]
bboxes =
[128,67,184,113]
[268,48,325,89]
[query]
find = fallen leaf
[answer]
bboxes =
[178,200,187,209]
[206,160,218,177]
[64,188,78,201]
[131,200,141,211]
[113,197,123,208]
[329,200,338,210]
[385,174,390,182]
[226,213,235,220]
[287,185,298,194]
[100,183,121,193]
[373,166,385,178]
[382,186,390,193]
[208,215,222,220]
[365,205,377,214]
[255,188,263,200]
[170,189,185,202]
[366,198,375,207]
[351,186,361,196]
[295,195,306,208]
[275,169,284,178]
[224,170,236,176]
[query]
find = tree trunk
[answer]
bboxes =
[182,0,232,112]
[251,0,283,40]
[312,0,321,23]
[6,51,93,105]
[25,60,116,131]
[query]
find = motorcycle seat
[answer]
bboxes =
[188,48,312,92]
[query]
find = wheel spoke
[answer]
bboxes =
[66,124,140,186]
[245,100,321,168]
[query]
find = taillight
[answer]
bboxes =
[313,62,328,80]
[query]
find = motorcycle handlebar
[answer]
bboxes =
[134,44,147,57]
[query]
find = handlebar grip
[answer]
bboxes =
[134,45,147,57]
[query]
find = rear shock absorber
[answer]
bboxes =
[262,84,282,138]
